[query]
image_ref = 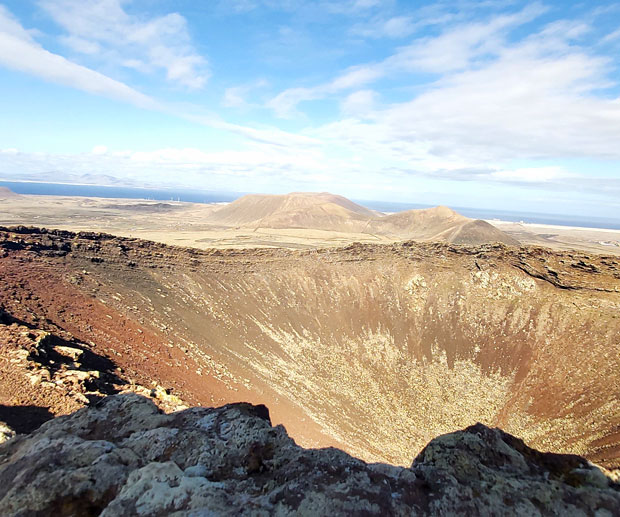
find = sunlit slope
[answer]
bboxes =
[0,187,19,199]
[369,206,520,245]
[206,194,519,245]
[1,228,617,467]
[206,192,376,231]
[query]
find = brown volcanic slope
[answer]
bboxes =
[0,187,19,199]
[370,205,520,246]
[206,193,519,245]
[206,192,377,232]
[0,227,619,469]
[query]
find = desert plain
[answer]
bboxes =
[1,190,619,254]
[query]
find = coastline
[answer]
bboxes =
[485,219,620,235]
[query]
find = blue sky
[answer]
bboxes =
[1,1,620,217]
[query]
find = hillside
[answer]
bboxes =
[0,227,618,470]
[374,205,468,237]
[0,187,19,199]
[441,219,520,246]
[206,192,376,232]
[207,193,519,245]
[369,206,519,245]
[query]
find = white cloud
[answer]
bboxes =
[309,40,620,172]
[265,5,620,172]
[602,28,620,44]
[352,15,417,39]
[268,65,384,117]
[59,34,101,54]
[489,167,574,183]
[221,0,385,16]
[340,89,378,116]
[330,65,384,90]
[382,3,548,74]
[39,0,209,89]
[381,16,416,38]
[222,79,269,108]
[92,145,108,155]
[0,6,315,153]
[267,87,324,118]
[372,49,620,163]
[267,3,547,117]
[223,87,248,108]
[0,5,156,108]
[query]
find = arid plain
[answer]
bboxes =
[2,188,619,254]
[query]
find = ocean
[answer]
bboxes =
[0,181,240,205]
[2,180,619,230]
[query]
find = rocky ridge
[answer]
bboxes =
[0,394,619,516]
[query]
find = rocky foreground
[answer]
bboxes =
[0,394,619,516]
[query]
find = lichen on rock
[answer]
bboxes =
[0,422,14,444]
[0,394,618,516]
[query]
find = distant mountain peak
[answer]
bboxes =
[0,187,19,199]
[206,191,518,245]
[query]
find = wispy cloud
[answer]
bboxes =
[0,5,319,153]
[0,5,155,107]
[351,15,418,38]
[340,89,378,116]
[39,0,209,89]
[265,3,620,172]
[2,1,620,213]
[222,79,269,108]
[267,3,547,117]
[222,0,385,16]
[267,65,385,117]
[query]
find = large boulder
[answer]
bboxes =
[0,394,618,516]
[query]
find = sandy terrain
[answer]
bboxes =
[0,194,396,249]
[489,220,620,256]
[1,193,620,254]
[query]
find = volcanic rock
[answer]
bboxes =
[0,422,14,444]
[0,394,618,516]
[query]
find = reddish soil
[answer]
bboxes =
[0,227,618,468]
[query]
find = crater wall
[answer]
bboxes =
[1,228,618,467]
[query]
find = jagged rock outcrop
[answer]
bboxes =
[0,394,618,516]
[0,305,188,433]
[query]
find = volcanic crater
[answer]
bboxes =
[0,226,619,469]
